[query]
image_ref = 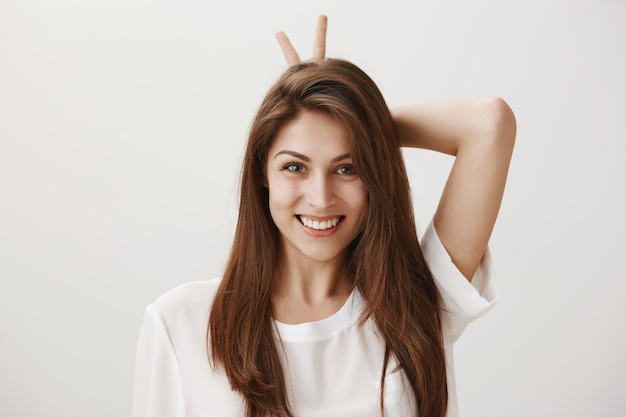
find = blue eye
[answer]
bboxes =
[337,165,357,176]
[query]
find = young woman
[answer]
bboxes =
[133,16,516,417]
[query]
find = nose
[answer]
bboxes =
[306,172,336,208]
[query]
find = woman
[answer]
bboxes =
[133,16,516,417]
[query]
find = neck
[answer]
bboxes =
[271,248,353,324]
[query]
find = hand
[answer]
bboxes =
[275,15,327,66]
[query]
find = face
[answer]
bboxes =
[265,110,368,266]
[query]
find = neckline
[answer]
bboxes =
[274,290,365,342]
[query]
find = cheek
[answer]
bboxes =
[345,182,368,211]
[267,178,299,215]
[339,181,369,229]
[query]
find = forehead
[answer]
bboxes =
[269,110,351,158]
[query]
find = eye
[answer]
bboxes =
[283,163,306,173]
[336,165,357,176]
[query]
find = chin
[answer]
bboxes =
[289,241,351,264]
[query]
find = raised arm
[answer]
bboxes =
[392,98,516,280]
[274,17,516,281]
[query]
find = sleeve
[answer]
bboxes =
[420,221,499,343]
[132,304,187,417]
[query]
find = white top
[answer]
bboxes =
[132,222,498,417]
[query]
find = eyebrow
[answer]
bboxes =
[273,150,352,163]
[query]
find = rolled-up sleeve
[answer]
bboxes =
[420,221,499,343]
[132,305,187,417]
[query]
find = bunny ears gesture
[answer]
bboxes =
[275,15,328,66]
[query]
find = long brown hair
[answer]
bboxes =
[209,59,446,417]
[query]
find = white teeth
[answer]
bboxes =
[299,216,341,230]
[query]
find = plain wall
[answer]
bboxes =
[1,0,625,416]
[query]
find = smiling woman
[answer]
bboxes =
[266,110,368,325]
[132,16,515,417]
[267,110,367,268]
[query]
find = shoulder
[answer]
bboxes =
[135,278,242,414]
[149,277,223,329]
[153,277,222,308]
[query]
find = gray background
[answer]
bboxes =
[1,0,625,416]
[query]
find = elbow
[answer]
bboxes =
[484,96,517,152]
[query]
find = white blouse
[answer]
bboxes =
[132,222,498,417]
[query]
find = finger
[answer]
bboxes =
[312,15,327,62]
[275,31,301,66]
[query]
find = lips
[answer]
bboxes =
[297,215,344,231]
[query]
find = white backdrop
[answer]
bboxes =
[1,1,625,416]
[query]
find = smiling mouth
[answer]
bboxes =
[297,215,344,231]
